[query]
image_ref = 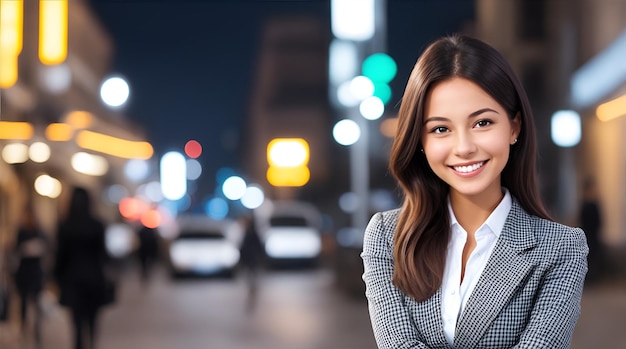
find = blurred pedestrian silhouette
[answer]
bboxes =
[54,187,113,349]
[12,203,48,348]
[579,177,604,283]
[238,213,265,313]
[136,223,160,285]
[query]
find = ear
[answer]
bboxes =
[510,112,522,144]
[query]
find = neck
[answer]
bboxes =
[450,188,504,235]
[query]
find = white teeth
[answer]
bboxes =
[454,162,484,173]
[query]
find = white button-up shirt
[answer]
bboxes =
[441,189,512,345]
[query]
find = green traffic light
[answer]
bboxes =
[362,53,397,83]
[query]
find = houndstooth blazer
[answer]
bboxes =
[361,198,588,349]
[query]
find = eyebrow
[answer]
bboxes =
[423,108,500,124]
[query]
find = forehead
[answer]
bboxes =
[424,77,503,118]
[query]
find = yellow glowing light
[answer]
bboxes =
[0,121,34,140]
[45,123,74,141]
[39,0,68,65]
[0,0,23,88]
[76,130,153,159]
[596,95,626,122]
[267,138,310,167]
[0,50,18,88]
[64,110,94,129]
[266,166,310,187]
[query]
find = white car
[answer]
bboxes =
[256,201,323,261]
[167,216,241,277]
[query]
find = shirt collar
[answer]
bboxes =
[447,188,512,238]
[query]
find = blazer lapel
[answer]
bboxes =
[454,200,538,349]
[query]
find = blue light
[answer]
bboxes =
[205,197,229,220]
[571,29,626,108]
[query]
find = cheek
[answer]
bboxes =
[422,142,449,166]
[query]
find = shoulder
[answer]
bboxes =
[363,209,401,250]
[528,214,585,243]
[511,205,587,260]
[366,209,401,231]
[531,215,587,256]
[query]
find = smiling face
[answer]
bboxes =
[421,77,520,204]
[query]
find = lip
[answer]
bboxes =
[448,160,488,178]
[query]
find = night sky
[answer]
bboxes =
[90,0,475,185]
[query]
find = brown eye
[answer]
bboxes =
[431,126,448,134]
[475,120,492,128]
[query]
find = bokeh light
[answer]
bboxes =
[119,197,148,221]
[29,142,51,163]
[551,110,581,147]
[349,75,374,100]
[184,139,202,158]
[124,159,150,182]
[339,192,359,213]
[160,151,187,201]
[141,208,161,228]
[206,197,229,220]
[359,96,385,120]
[105,184,129,204]
[34,174,62,198]
[186,158,202,180]
[100,76,130,108]
[222,176,247,200]
[333,119,360,146]
[2,143,29,164]
[241,185,265,209]
[71,152,109,176]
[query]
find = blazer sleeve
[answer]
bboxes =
[361,212,433,349]
[513,227,588,348]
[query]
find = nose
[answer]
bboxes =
[454,131,477,158]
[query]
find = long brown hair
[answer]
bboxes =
[389,34,551,302]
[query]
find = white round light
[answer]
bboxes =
[29,142,51,163]
[333,119,361,146]
[359,96,385,120]
[551,110,581,147]
[349,76,374,101]
[34,174,62,198]
[241,185,265,209]
[222,176,247,200]
[337,81,360,107]
[100,76,130,108]
[2,143,29,164]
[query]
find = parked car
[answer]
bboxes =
[166,215,241,277]
[256,200,323,263]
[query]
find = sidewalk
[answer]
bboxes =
[1,270,625,349]
[0,288,72,349]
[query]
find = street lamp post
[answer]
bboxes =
[330,0,387,232]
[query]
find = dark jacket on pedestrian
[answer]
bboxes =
[14,225,47,296]
[54,188,110,310]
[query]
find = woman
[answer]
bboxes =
[361,34,588,348]
[13,204,48,346]
[54,187,110,349]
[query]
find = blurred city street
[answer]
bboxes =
[1,264,378,349]
[1,261,626,349]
